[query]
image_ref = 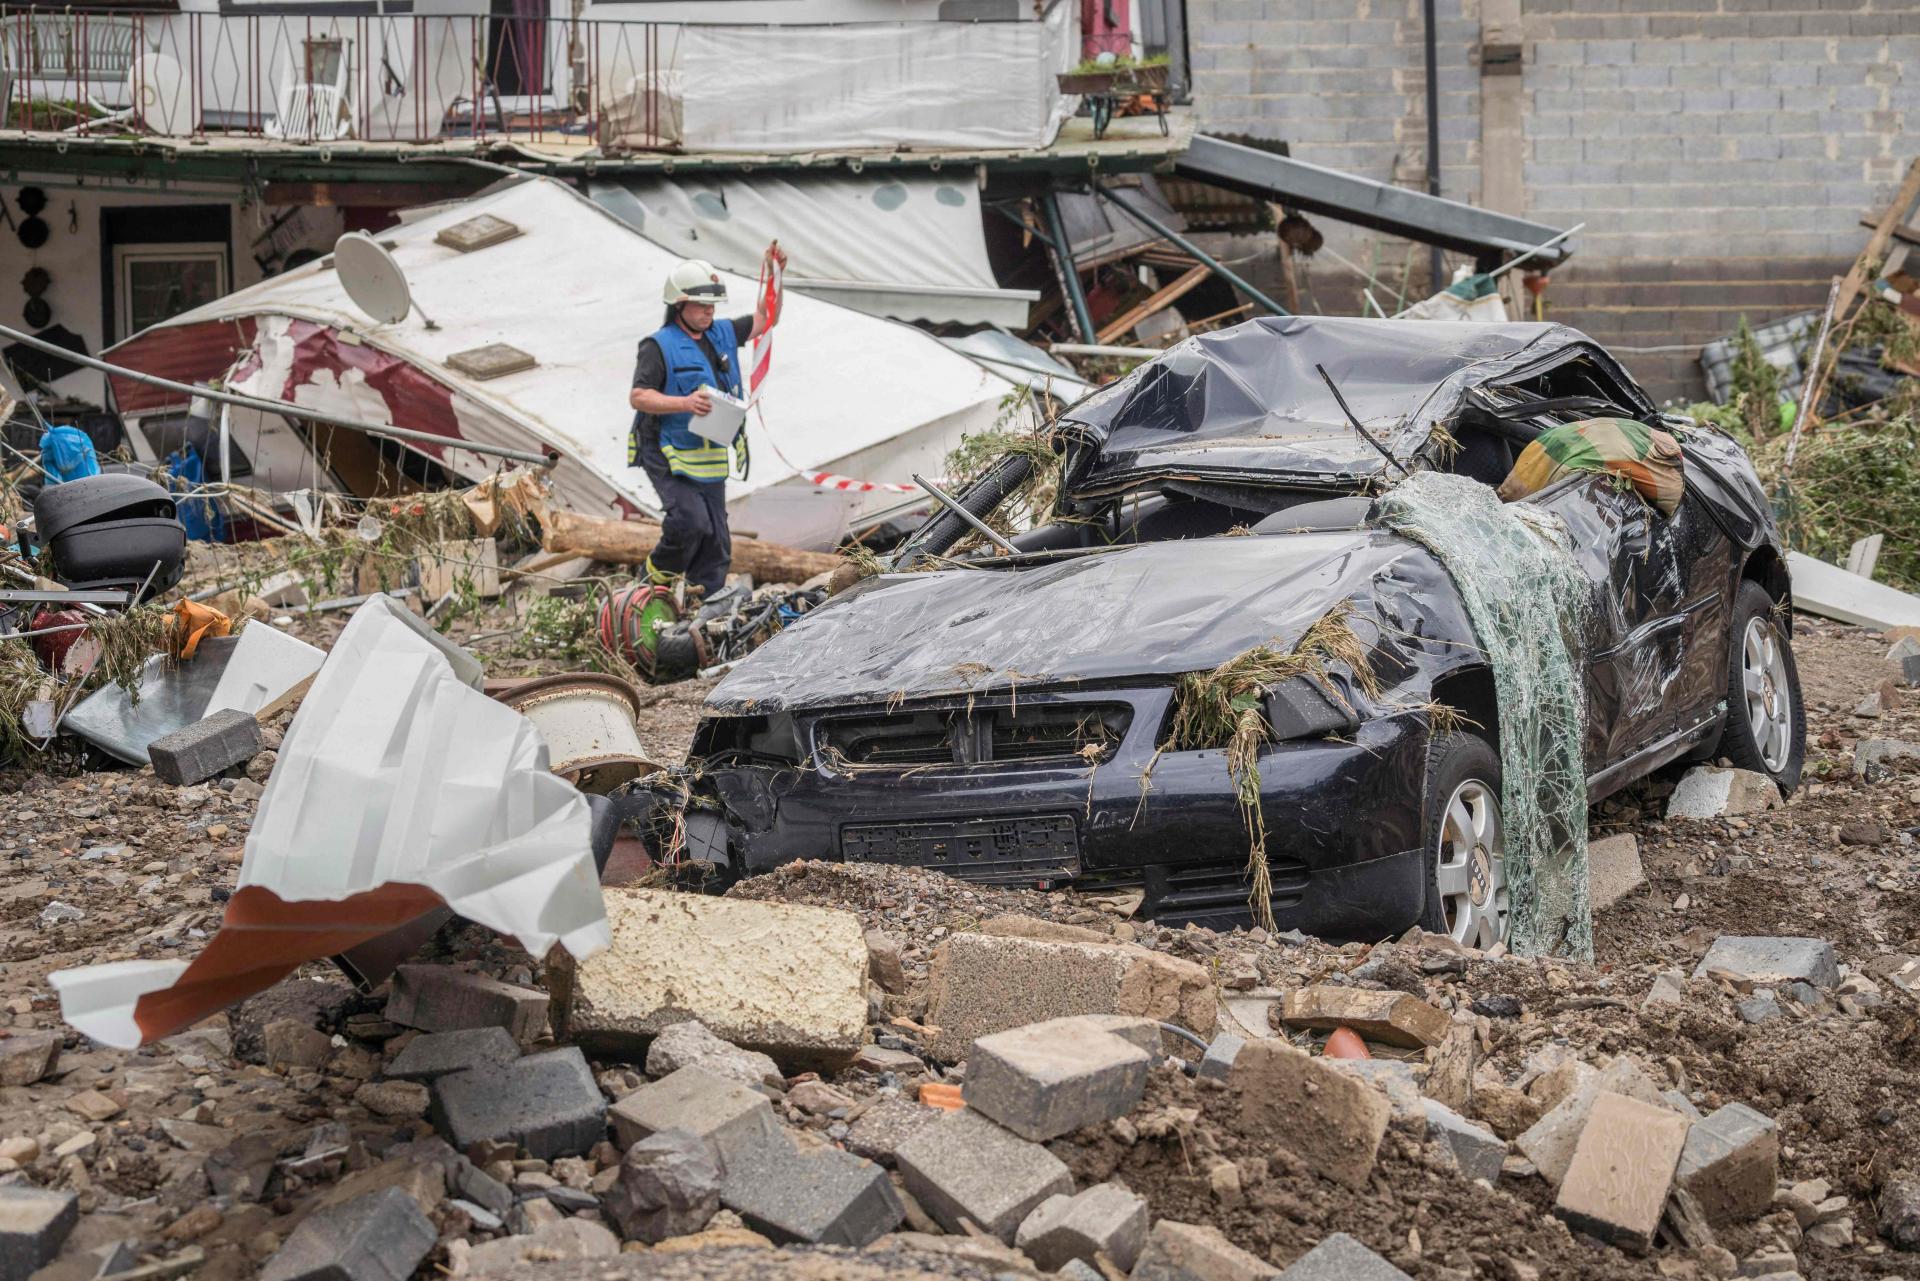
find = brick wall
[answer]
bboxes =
[1184,0,1919,401]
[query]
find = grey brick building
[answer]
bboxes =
[1184,0,1920,399]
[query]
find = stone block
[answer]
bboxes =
[1278,1232,1412,1279]
[430,1046,606,1160]
[1015,1183,1149,1273]
[385,1026,520,1082]
[1676,1102,1778,1226]
[1854,736,1920,777]
[844,1095,938,1166]
[149,708,263,786]
[894,1108,1073,1243]
[1132,1220,1280,1281]
[264,1020,334,1071]
[607,1066,781,1165]
[567,888,867,1070]
[1421,1099,1506,1183]
[260,1186,436,1281]
[465,1218,619,1271]
[1323,1060,1426,1139]
[1554,1091,1692,1251]
[1280,987,1449,1049]
[923,932,1213,1063]
[602,1129,721,1244]
[1693,937,1839,989]
[0,1030,61,1087]
[1588,833,1646,910]
[1666,766,1781,819]
[1880,1171,1920,1251]
[644,1019,782,1089]
[1199,1032,1246,1083]
[718,1131,903,1248]
[385,966,549,1044]
[963,1017,1150,1141]
[1230,1040,1389,1190]
[1517,1056,1667,1186]
[0,1186,78,1281]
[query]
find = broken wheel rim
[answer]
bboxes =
[1742,615,1793,773]
[1437,777,1508,949]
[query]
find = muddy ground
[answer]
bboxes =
[0,602,1915,1280]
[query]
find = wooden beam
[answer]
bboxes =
[1860,215,1920,248]
[1096,264,1212,344]
[1836,156,1920,319]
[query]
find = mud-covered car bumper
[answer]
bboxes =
[685,688,1432,935]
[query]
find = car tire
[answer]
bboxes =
[1417,730,1510,949]
[1714,579,1805,794]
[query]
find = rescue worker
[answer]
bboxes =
[627,252,784,595]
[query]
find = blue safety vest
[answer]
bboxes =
[652,317,742,483]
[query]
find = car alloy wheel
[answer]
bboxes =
[1435,778,1508,949]
[1741,614,1794,773]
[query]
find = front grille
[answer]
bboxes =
[819,702,1130,768]
[841,813,1081,884]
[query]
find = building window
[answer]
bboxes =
[113,245,227,342]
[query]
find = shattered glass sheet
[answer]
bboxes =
[1371,471,1595,960]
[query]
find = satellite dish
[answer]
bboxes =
[335,231,414,326]
[127,53,189,135]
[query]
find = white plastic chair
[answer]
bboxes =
[266,37,353,142]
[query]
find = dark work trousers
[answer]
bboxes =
[643,461,732,595]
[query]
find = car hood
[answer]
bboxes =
[707,530,1471,713]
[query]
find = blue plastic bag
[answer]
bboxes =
[166,443,227,543]
[40,425,100,483]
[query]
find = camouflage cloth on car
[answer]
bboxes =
[1496,418,1685,517]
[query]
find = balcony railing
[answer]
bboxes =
[0,8,673,148]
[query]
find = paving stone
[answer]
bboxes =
[1677,1102,1779,1227]
[354,1080,429,1119]
[1517,1055,1668,1186]
[1666,766,1781,819]
[0,1030,61,1087]
[608,1065,782,1164]
[923,931,1214,1063]
[718,1130,903,1247]
[1323,1059,1427,1139]
[1420,1099,1506,1183]
[1014,1182,1149,1272]
[0,1186,79,1281]
[644,1020,782,1089]
[149,708,263,786]
[1554,1091,1692,1251]
[385,966,549,1044]
[602,1129,721,1244]
[1279,986,1449,1049]
[263,1020,334,1071]
[465,1218,619,1270]
[313,1154,446,1220]
[1588,833,1646,911]
[1694,937,1839,990]
[851,1045,928,1076]
[430,1046,606,1160]
[963,1017,1150,1141]
[1198,1032,1246,1083]
[1278,1232,1412,1279]
[1132,1219,1280,1281]
[844,1095,938,1166]
[259,1186,435,1281]
[385,1026,520,1082]
[568,888,868,1069]
[894,1108,1073,1243]
[1230,1039,1389,1190]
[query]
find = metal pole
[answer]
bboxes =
[0,321,557,467]
[1094,182,1291,317]
[1041,189,1098,344]
[1424,0,1443,293]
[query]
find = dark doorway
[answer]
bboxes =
[100,205,233,344]
[486,0,549,99]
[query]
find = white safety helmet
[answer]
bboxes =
[662,258,728,307]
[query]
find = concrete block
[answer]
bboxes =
[1068,1013,1164,1057]
[1676,1102,1778,1226]
[607,1066,781,1165]
[602,1129,721,1244]
[1693,937,1839,989]
[1280,986,1449,1049]
[963,1017,1151,1141]
[567,888,867,1070]
[1199,1032,1246,1083]
[1230,1040,1389,1190]
[719,1131,903,1247]
[0,1186,78,1281]
[1517,1056,1667,1186]
[386,966,550,1044]
[1554,1091,1692,1251]
[0,1029,61,1087]
[1323,1060,1427,1138]
[260,1186,436,1281]
[924,932,1214,1063]
[1587,833,1646,910]
[149,708,263,786]
[1421,1099,1506,1183]
[430,1046,606,1160]
[844,1095,938,1166]
[1666,766,1780,819]
[386,1026,520,1082]
[1132,1220,1280,1281]
[1278,1232,1412,1279]
[1016,1182,1150,1272]
[644,1019,782,1089]
[894,1108,1073,1243]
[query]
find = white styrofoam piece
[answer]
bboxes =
[204,622,327,718]
[1786,551,1920,629]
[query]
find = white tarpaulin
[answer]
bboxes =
[49,595,608,1048]
[678,2,1077,153]
[587,174,1038,327]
